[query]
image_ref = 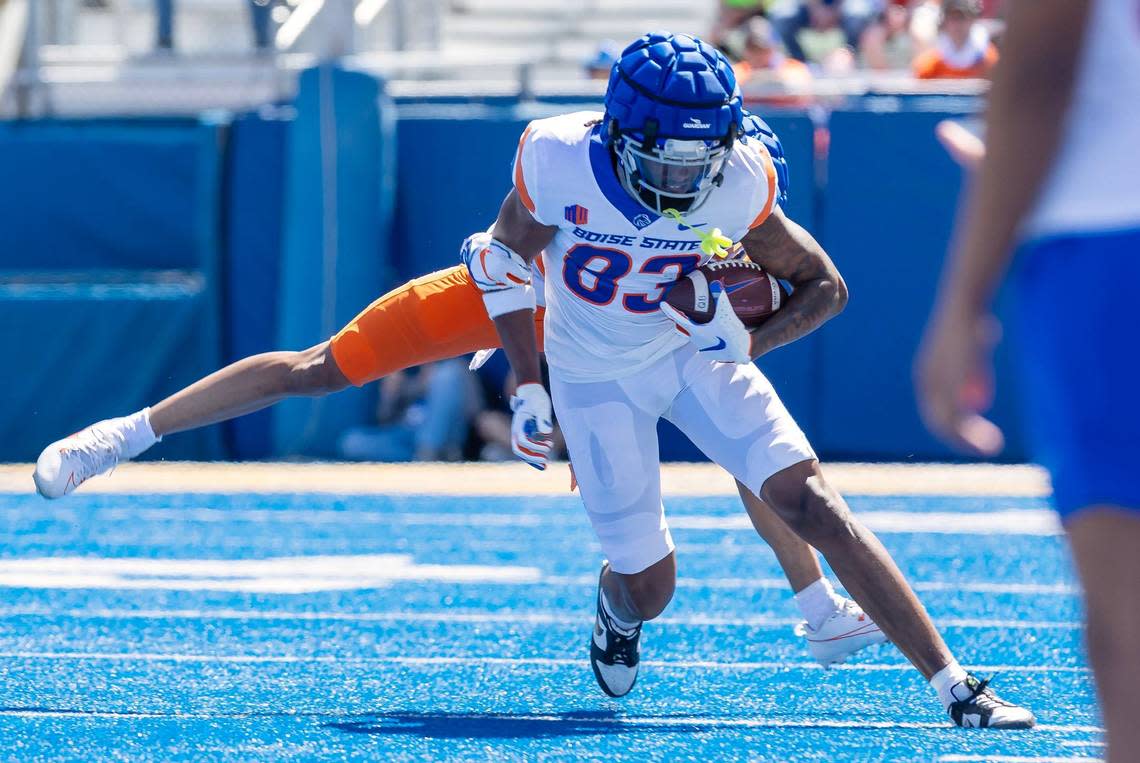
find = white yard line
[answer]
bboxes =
[0,506,1065,536]
[0,462,1052,497]
[0,607,1083,631]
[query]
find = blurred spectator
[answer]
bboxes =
[709,0,773,52]
[337,360,480,462]
[859,2,918,70]
[584,40,619,81]
[768,0,882,64]
[734,17,814,102]
[156,0,276,52]
[912,0,998,79]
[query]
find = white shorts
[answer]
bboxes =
[550,346,816,575]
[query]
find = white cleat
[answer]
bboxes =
[33,419,135,499]
[795,597,888,668]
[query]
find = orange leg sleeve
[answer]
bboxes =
[329,265,545,386]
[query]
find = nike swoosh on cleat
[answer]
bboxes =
[699,339,727,353]
[807,623,884,644]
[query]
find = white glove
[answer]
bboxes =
[659,281,753,364]
[510,382,554,470]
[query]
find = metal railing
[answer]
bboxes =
[1,1,989,119]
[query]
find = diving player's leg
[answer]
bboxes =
[149,342,348,437]
[666,352,1034,727]
[33,340,351,500]
[33,266,527,498]
[550,368,676,698]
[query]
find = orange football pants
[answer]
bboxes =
[330,265,545,386]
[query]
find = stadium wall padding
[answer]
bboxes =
[271,66,396,458]
[1,100,1035,464]
[222,108,292,460]
[818,109,1026,461]
[0,118,226,461]
[0,120,224,271]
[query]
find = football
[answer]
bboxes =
[664,259,787,327]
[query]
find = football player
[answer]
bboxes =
[475,32,1033,726]
[918,1,1140,755]
[33,190,878,669]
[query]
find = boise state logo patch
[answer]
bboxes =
[633,213,653,229]
[564,205,589,225]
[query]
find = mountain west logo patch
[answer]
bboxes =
[564,204,589,225]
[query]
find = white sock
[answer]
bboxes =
[929,660,970,709]
[118,408,160,460]
[794,578,845,631]
[601,589,641,634]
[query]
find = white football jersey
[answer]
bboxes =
[1025,0,1140,239]
[514,111,779,382]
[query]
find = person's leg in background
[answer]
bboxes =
[1015,232,1140,760]
[1066,511,1140,763]
[155,0,174,50]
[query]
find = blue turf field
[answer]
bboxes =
[0,491,1100,761]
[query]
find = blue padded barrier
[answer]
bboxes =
[222,108,292,460]
[0,119,224,272]
[0,118,227,461]
[817,109,1025,460]
[272,66,396,458]
[0,273,224,461]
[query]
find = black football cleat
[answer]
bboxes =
[589,562,642,698]
[948,675,1037,729]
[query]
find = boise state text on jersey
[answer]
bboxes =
[513,111,782,383]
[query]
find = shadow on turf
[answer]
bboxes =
[326,710,713,739]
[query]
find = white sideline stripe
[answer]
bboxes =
[0,708,1097,734]
[0,651,1090,675]
[0,608,1084,631]
[0,555,542,593]
[2,507,1063,536]
[1060,741,1105,748]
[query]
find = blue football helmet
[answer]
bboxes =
[603,32,745,214]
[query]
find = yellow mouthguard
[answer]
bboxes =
[662,208,734,259]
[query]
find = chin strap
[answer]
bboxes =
[663,208,733,258]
